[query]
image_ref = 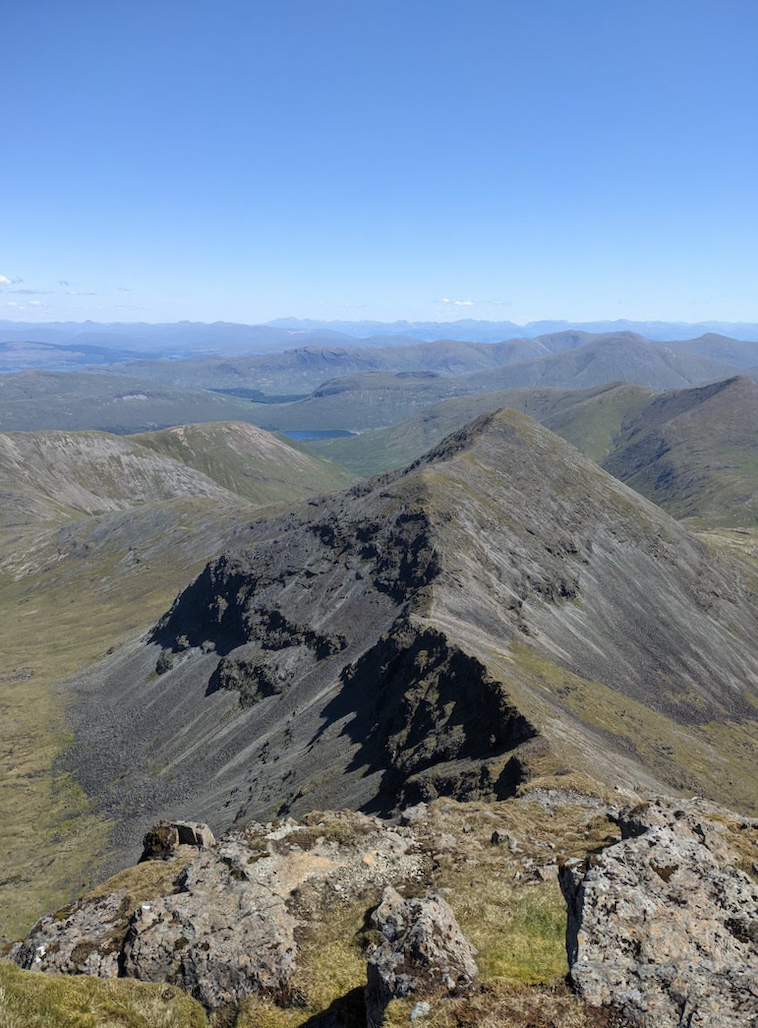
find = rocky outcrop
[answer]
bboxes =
[365,886,478,1028]
[559,798,758,1027]
[10,889,135,978]
[122,843,298,1008]
[11,791,758,1026]
[11,810,432,1011]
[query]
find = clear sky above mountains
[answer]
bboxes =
[3,0,756,325]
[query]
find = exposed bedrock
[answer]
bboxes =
[365,886,479,1028]
[560,798,758,1027]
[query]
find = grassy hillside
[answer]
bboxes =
[303,382,653,477]
[603,376,758,526]
[0,430,239,525]
[0,423,354,527]
[306,375,758,532]
[133,421,355,502]
[0,961,207,1028]
[665,333,758,367]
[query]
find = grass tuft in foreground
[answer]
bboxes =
[0,960,206,1028]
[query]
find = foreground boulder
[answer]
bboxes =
[122,843,297,1008]
[11,889,134,978]
[559,798,758,1028]
[365,886,478,1028]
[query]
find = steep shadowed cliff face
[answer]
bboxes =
[65,409,758,870]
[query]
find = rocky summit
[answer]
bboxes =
[8,793,758,1027]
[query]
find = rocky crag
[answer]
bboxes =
[561,798,758,1027]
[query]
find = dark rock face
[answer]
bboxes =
[365,886,478,1028]
[559,799,758,1027]
[332,619,537,808]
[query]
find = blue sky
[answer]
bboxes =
[2,0,756,324]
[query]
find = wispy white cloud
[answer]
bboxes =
[441,297,476,307]
[10,288,53,295]
[0,275,11,287]
[65,290,98,296]
[28,299,46,307]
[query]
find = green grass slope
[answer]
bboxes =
[133,421,354,503]
[304,382,653,478]
[0,961,206,1028]
[602,375,758,527]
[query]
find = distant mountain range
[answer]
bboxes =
[1,317,757,371]
[269,316,758,343]
[4,331,758,437]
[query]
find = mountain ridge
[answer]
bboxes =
[61,408,758,883]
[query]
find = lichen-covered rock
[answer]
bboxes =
[559,799,758,1028]
[365,887,478,1028]
[9,889,133,977]
[122,844,298,1009]
[140,820,215,861]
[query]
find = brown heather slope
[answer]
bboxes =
[63,409,758,880]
